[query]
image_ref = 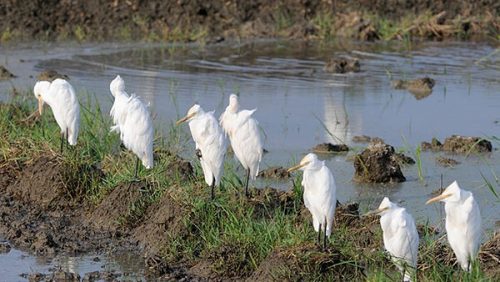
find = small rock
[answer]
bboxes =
[50,270,80,282]
[353,143,406,183]
[421,138,442,151]
[312,143,349,154]
[324,58,360,73]
[436,156,460,167]
[392,77,435,100]
[37,70,69,82]
[82,271,100,282]
[393,153,415,165]
[258,166,290,179]
[352,135,372,143]
[0,65,16,80]
[28,273,46,282]
[0,242,11,253]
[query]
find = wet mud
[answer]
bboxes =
[258,166,290,179]
[353,143,406,183]
[37,70,70,82]
[323,58,360,74]
[392,77,435,100]
[422,135,493,153]
[0,65,16,80]
[312,143,349,154]
[436,156,461,167]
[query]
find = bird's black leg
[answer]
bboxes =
[195,149,202,160]
[65,128,69,152]
[134,156,140,179]
[245,168,250,198]
[60,132,64,154]
[317,223,322,246]
[323,217,328,250]
[211,176,216,200]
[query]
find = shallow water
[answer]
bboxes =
[1,39,499,277]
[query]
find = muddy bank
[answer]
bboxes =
[0,0,497,42]
[353,142,407,183]
[421,135,493,153]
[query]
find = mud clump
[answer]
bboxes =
[436,156,460,167]
[0,65,16,80]
[258,166,290,179]
[393,152,416,165]
[422,136,492,153]
[352,135,377,143]
[0,242,11,253]
[37,70,69,82]
[248,188,297,219]
[165,155,194,182]
[312,143,349,154]
[353,143,406,183]
[324,58,360,73]
[392,77,435,100]
[479,233,500,278]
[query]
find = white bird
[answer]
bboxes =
[426,181,482,271]
[220,94,263,197]
[288,153,336,249]
[177,104,227,199]
[34,78,80,152]
[367,197,419,282]
[109,75,154,177]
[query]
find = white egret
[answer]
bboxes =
[109,75,154,177]
[177,104,227,199]
[34,78,80,153]
[288,153,336,249]
[220,94,263,197]
[426,181,482,271]
[367,197,419,282]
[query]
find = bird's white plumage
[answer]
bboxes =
[34,79,80,145]
[377,197,419,282]
[109,75,154,169]
[297,153,337,237]
[437,181,482,271]
[220,94,263,179]
[184,104,227,186]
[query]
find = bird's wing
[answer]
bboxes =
[121,95,154,168]
[110,91,130,131]
[49,79,80,142]
[231,114,263,178]
[463,194,482,254]
[384,209,419,266]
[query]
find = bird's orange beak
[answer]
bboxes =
[363,206,389,216]
[176,112,195,126]
[426,193,452,204]
[37,95,44,116]
[287,161,310,173]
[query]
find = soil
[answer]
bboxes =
[436,156,461,167]
[422,135,493,153]
[324,58,360,73]
[0,65,16,80]
[37,70,70,82]
[353,142,406,183]
[257,166,290,179]
[392,77,435,100]
[312,143,349,154]
[479,233,500,278]
[0,242,11,253]
[352,135,373,143]
[1,1,497,42]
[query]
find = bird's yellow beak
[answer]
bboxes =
[363,206,389,216]
[426,193,452,204]
[287,161,310,173]
[176,112,195,126]
[37,95,44,116]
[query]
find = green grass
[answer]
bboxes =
[0,91,498,280]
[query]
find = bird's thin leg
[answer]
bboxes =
[317,223,322,246]
[245,168,250,198]
[60,132,64,154]
[65,128,69,152]
[323,217,328,250]
[211,176,216,200]
[134,156,140,179]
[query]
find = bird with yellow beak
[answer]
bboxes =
[288,153,336,249]
[426,181,482,271]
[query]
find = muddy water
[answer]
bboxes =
[1,40,499,277]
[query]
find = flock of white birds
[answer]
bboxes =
[33,75,482,281]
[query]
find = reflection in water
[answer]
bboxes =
[323,91,351,144]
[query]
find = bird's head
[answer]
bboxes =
[365,197,397,216]
[176,104,203,125]
[227,93,240,113]
[110,75,125,97]
[33,81,50,115]
[287,153,320,173]
[426,180,462,204]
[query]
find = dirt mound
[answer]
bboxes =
[479,233,500,278]
[132,190,187,255]
[392,77,435,100]
[312,143,349,154]
[436,156,460,167]
[248,243,364,281]
[164,155,194,182]
[257,166,290,179]
[0,65,15,80]
[353,143,406,183]
[422,136,492,153]
[88,181,151,231]
[324,58,360,73]
[248,187,298,219]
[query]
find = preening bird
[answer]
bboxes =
[220,94,263,197]
[177,104,227,199]
[109,75,154,177]
[288,153,336,249]
[426,181,482,271]
[34,78,80,153]
[367,197,419,282]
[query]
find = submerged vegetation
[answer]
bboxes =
[0,89,498,280]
